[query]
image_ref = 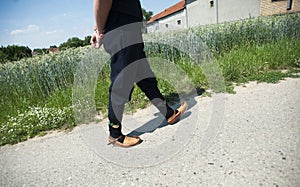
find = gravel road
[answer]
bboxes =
[0,78,299,186]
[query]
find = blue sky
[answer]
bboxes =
[0,0,179,49]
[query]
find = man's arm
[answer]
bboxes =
[94,0,112,34]
[91,0,112,48]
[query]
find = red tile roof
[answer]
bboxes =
[148,0,186,24]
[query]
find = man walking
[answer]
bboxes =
[91,0,187,147]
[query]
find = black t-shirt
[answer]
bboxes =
[105,0,143,32]
[110,0,143,21]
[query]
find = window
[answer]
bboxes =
[177,20,181,25]
[287,0,293,10]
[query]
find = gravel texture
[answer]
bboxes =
[0,78,299,186]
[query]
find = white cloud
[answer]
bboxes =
[45,30,58,35]
[10,25,40,35]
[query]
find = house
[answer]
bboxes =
[147,0,187,33]
[46,48,59,53]
[147,0,300,33]
[32,47,59,56]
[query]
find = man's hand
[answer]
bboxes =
[90,30,104,49]
[91,0,112,48]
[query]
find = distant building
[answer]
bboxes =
[32,47,59,56]
[147,0,300,33]
[46,48,59,53]
[147,0,187,33]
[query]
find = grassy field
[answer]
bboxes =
[0,13,299,145]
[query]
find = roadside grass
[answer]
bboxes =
[219,39,300,84]
[1,39,299,145]
[248,69,300,83]
[1,13,300,145]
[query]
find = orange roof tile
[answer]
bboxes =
[148,0,186,24]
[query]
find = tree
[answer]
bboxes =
[0,45,32,63]
[49,45,58,48]
[59,36,93,50]
[33,48,47,55]
[0,49,8,64]
[141,8,153,33]
[83,36,92,46]
[142,8,153,22]
[59,37,85,50]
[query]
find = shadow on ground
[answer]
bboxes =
[127,87,205,137]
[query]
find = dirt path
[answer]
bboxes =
[0,78,299,186]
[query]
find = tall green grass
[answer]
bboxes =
[0,13,299,145]
[0,48,84,121]
[145,13,300,58]
[219,39,300,82]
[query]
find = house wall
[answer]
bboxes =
[218,0,261,22]
[186,0,261,27]
[186,0,216,26]
[147,10,186,33]
[260,0,300,16]
[147,22,159,33]
[147,22,157,33]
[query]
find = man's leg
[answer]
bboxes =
[107,46,137,143]
[129,40,175,119]
[133,43,187,124]
[135,71,174,120]
[102,14,145,147]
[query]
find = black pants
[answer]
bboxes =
[102,14,173,125]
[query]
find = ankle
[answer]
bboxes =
[166,109,178,119]
[108,123,125,143]
[109,123,122,137]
